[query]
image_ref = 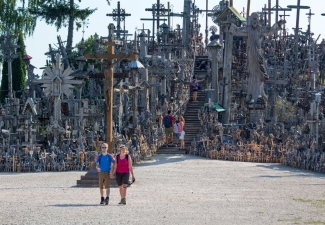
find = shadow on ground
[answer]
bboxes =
[136,154,208,167]
[255,164,325,179]
[48,204,106,207]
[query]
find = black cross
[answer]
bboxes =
[145,0,170,35]
[305,9,315,40]
[141,4,167,53]
[288,0,310,75]
[106,1,131,39]
[264,0,291,24]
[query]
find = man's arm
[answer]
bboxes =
[262,20,286,36]
[96,156,100,172]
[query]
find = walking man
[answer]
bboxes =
[96,143,115,205]
[163,110,174,146]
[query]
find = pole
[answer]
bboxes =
[8,60,13,99]
[268,0,271,26]
[104,42,115,153]
[205,0,208,46]
[247,0,251,18]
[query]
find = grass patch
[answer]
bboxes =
[278,217,302,224]
[305,221,325,225]
[293,198,313,203]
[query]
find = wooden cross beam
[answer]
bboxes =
[84,26,138,153]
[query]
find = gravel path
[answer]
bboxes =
[1,154,325,225]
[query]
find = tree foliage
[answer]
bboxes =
[29,0,97,54]
[0,31,26,101]
[0,0,39,36]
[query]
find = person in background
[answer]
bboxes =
[192,76,204,102]
[178,116,186,150]
[163,110,174,147]
[173,118,180,147]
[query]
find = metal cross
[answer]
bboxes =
[288,0,310,76]
[106,1,131,39]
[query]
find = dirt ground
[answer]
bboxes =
[1,154,325,225]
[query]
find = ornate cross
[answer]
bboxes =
[106,1,131,39]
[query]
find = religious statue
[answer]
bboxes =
[229,13,286,102]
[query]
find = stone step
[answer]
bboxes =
[156,148,186,154]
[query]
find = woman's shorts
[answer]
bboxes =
[116,172,130,186]
[179,131,185,140]
[174,133,180,139]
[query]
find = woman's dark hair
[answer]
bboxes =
[193,76,196,79]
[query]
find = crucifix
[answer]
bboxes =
[305,9,315,42]
[106,1,131,40]
[84,23,138,154]
[288,0,310,76]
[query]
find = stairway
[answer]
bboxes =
[156,89,206,154]
[183,90,205,147]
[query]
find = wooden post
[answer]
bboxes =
[84,25,138,153]
[247,0,250,17]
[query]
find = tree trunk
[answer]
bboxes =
[66,0,74,55]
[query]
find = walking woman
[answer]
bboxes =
[178,116,186,150]
[111,145,135,205]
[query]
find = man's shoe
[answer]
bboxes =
[100,197,105,205]
[105,197,109,205]
[122,198,126,205]
[119,198,123,204]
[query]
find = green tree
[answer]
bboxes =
[0,61,8,101]
[29,0,101,55]
[12,31,26,99]
[0,31,26,101]
[0,0,39,36]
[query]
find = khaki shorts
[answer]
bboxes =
[98,172,110,189]
[164,127,173,136]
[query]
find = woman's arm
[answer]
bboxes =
[111,160,116,176]
[128,155,135,180]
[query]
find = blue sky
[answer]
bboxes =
[24,0,325,76]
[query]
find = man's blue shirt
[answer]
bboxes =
[96,154,115,172]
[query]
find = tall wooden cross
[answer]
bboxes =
[106,1,131,39]
[84,23,138,154]
[288,0,310,76]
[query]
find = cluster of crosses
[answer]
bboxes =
[1,0,325,174]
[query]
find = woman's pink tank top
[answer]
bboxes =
[116,154,130,173]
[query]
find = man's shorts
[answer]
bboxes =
[98,171,110,189]
[116,172,130,186]
[174,133,180,139]
[165,127,173,136]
